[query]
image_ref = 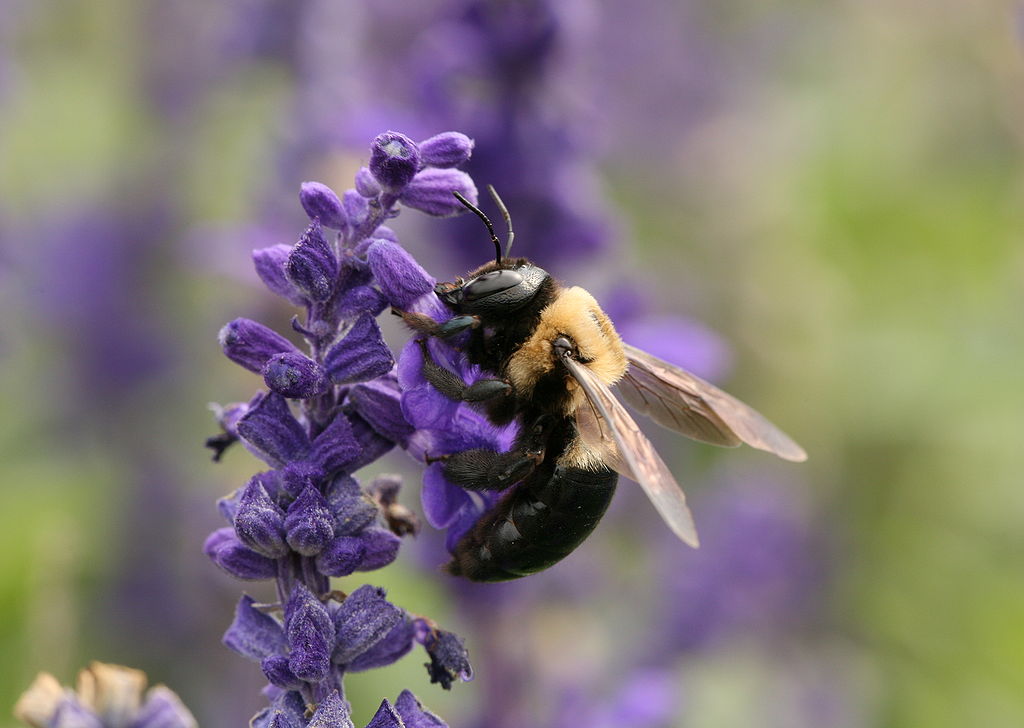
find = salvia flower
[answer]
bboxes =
[14,663,196,728]
[206,131,477,722]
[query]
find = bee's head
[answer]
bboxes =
[438,262,549,314]
[441,187,549,315]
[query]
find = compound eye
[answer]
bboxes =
[462,269,524,302]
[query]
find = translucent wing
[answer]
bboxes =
[617,343,807,462]
[563,355,700,548]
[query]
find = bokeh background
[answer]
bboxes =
[2,0,1022,726]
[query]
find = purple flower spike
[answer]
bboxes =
[261,655,303,691]
[204,528,278,580]
[395,690,447,728]
[286,221,338,302]
[420,629,472,690]
[316,535,366,577]
[419,132,474,168]
[355,166,381,198]
[220,318,301,373]
[285,485,335,556]
[300,182,347,230]
[307,691,354,728]
[370,131,421,191]
[223,595,288,661]
[400,168,478,218]
[284,584,334,682]
[236,393,310,467]
[332,585,403,665]
[366,241,435,308]
[366,700,403,728]
[263,352,329,399]
[234,477,289,558]
[324,313,394,385]
[253,245,306,306]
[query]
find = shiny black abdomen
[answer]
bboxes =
[446,464,618,582]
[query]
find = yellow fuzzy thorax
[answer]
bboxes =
[507,286,627,407]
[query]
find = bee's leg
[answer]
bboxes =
[416,339,512,403]
[392,308,480,340]
[443,415,555,491]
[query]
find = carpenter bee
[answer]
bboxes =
[396,187,806,582]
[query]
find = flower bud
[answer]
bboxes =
[284,584,334,682]
[356,527,401,571]
[369,132,421,191]
[400,168,478,217]
[234,477,289,558]
[315,535,366,577]
[419,132,474,168]
[236,393,310,467]
[252,245,305,306]
[366,240,434,308]
[299,181,347,230]
[285,221,337,302]
[344,189,371,227]
[331,585,403,664]
[204,528,278,580]
[261,656,303,691]
[355,166,382,198]
[219,319,300,373]
[365,700,404,728]
[262,352,329,399]
[350,378,413,446]
[395,690,447,728]
[284,485,334,556]
[324,313,394,385]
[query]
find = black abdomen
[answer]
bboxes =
[446,464,618,582]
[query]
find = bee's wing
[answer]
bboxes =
[563,355,700,548]
[617,343,807,462]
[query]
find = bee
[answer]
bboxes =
[396,187,806,581]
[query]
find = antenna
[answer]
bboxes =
[453,191,502,266]
[486,185,515,259]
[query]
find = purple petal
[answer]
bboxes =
[309,413,362,477]
[348,617,416,673]
[346,413,396,471]
[284,584,334,682]
[285,485,335,556]
[349,378,414,446]
[306,691,354,728]
[315,535,366,577]
[400,168,478,217]
[365,700,403,728]
[286,220,338,302]
[261,655,303,691]
[253,245,305,306]
[204,528,278,580]
[356,528,402,571]
[234,477,289,558]
[219,318,300,374]
[332,585,404,665]
[324,475,379,536]
[300,182,347,230]
[336,284,388,318]
[134,686,198,728]
[324,313,394,385]
[366,241,435,309]
[236,393,310,467]
[395,690,447,728]
[421,464,471,529]
[223,595,286,661]
[263,352,329,399]
[355,166,381,198]
[418,132,474,168]
[370,131,421,191]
